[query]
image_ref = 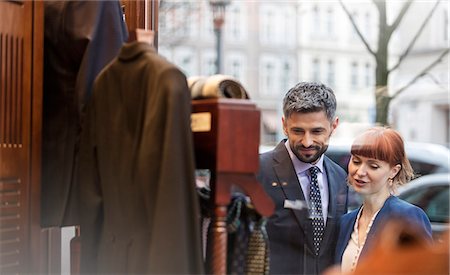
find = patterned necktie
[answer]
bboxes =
[309,166,324,255]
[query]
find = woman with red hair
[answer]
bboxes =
[335,127,432,274]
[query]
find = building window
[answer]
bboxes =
[231,60,241,79]
[350,11,359,40]
[281,7,296,46]
[181,56,192,72]
[260,60,276,96]
[260,6,275,44]
[326,8,334,36]
[444,9,448,42]
[281,61,291,93]
[264,63,274,94]
[312,5,320,36]
[231,60,242,81]
[365,63,371,87]
[202,2,215,40]
[327,60,335,87]
[351,62,358,89]
[226,53,245,82]
[364,12,371,41]
[312,58,320,82]
[175,48,197,76]
[202,53,216,76]
[228,5,242,41]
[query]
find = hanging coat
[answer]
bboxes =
[41,0,128,227]
[78,41,204,274]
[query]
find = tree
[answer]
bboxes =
[158,1,201,47]
[339,0,449,125]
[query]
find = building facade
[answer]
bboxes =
[158,0,448,146]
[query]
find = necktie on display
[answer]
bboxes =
[309,166,324,255]
[245,218,270,275]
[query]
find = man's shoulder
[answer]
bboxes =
[323,155,347,177]
[260,148,274,158]
[259,150,277,168]
[260,141,291,162]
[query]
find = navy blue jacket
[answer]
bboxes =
[335,195,432,265]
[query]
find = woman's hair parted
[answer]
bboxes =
[351,126,415,187]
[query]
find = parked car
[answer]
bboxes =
[398,173,450,242]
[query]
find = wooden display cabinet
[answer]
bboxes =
[191,98,274,274]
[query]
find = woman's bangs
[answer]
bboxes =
[351,139,390,162]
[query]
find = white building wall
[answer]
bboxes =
[391,86,449,146]
[157,0,448,146]
[389,1,449,146]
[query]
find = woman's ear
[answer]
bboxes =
[391,164,401,179]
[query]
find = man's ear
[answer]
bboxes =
[282,116,287,136]
[330,116,339,135]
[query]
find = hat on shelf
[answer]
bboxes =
[188,74,250,100]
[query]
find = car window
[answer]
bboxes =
[409,160,440,177]
[425,188,449,223]
[400,185,449,223]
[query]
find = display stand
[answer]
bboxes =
[191,98,274,274]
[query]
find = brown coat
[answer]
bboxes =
[41,0,127,227]
[78,42,203,274]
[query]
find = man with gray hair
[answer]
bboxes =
[256,82,348,274]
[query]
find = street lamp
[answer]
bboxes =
[209,0,230,74]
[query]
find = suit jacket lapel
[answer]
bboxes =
[360,196,393,259]
[320,157,345,255]
[337,210,358,261]
[272,141,315,249]
[324,157,339,220]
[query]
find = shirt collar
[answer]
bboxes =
[284,140,324,175]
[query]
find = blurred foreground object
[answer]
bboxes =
[326,218,449,275]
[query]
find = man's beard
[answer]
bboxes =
[293,144,328,164]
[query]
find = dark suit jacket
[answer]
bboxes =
[256,140,348,275]
[335,195,433,265]
[41,0,127,227]
[78,42,203,274]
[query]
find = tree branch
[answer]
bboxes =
[387,0,413,36]
[389,0,441,73]
[339,0,376,56]
[425,72,447,90]
[391,48,449,99]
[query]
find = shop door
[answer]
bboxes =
[0,1,47,273]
